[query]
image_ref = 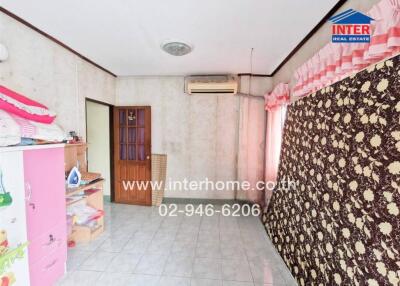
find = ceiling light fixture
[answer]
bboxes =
[161,41,192,56]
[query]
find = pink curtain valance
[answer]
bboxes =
[293,0,400,97]
[264,83,290,111]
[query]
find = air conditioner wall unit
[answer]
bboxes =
[185,75,238,94]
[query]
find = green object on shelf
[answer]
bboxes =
[0,242,28,276]
[0,170,12,208]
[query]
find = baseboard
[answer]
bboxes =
[104,195,253,206]
[103,195,111,202]
[162,197,251,205]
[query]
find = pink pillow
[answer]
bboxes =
[0,85,56,124]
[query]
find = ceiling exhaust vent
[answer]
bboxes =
[185,76,238,95]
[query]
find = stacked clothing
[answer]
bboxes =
[67,200,104,228]
[0,85,66,146]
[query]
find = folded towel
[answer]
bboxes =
[0,110,21,147]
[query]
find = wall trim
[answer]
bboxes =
[84,98,115,201]
[238,73,272,78]
[1,1,347,78]
[269,0,348,76]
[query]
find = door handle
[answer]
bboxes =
[25,182,32,201]
[43,235,56,247]
[44,259,57,271]
[146,155,150,160]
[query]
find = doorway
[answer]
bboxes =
[113,106,152,205]
[85,99,113,199]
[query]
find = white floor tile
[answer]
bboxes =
[106,252,143,273]
[171,240,197,257]
[248,256,286,285]
[220,244,247,259]
[134,254,169,275]
[221,258,253,282]
[61,202,296,286]
[163,254,194,277]
[96,272,131,286]
[66,249,93,271]
[192,258,222,280]
[73,235,107,252]
[146,237,174,255]
[196,242,222,258]
[80,251,118,271]
[222,281,254,286]
[123,236,152,254]
[159,276,191,286]
[57,270,102,286]
[125,274,160,286]
[191,278,223,286]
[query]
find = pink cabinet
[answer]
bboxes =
[29,237,66,286]
[24,148,65,240]
[0,144,66,286]
[27,222,67,266]
[23,146,67,286]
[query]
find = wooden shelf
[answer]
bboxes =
[66,187,103,207]
[66,179,104,197]
[65,143,105,245]
[66,196,87,206]
[68,217,104,243]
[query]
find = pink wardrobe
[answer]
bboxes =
[0,144,67,286]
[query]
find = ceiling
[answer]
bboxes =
[1,0,339,76]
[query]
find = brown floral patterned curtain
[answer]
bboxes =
[263,54,400,286]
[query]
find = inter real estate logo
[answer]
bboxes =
[329,9,374,43]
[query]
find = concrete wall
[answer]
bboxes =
[272,0,381,88]
[0,10,274,201]
[0,12,116,138]
[116,76,240,199]
[116,76,271,199]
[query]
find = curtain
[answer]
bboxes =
[264,54,400,286]
[237,95,266,203]
[264,105,286,205]
[293,0,400,97]
[264,83,290,110]
[264,83,289,205]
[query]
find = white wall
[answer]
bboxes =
[86,101,111,196]
[0,12,116,138]
[116,76,271,200]
[0,10,274,201]
[117,76,240,199]
[237,76,271,201]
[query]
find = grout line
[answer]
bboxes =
[65,203,293,285]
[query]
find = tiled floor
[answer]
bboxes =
[56,202,298,286]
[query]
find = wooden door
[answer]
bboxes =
[113,106,152,205]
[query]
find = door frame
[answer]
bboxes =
[112,106,152,206]
[85,98,115,202]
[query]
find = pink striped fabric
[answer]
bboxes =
[10,114,36,138]
[264,83,290,110]
[293,0,400,97]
